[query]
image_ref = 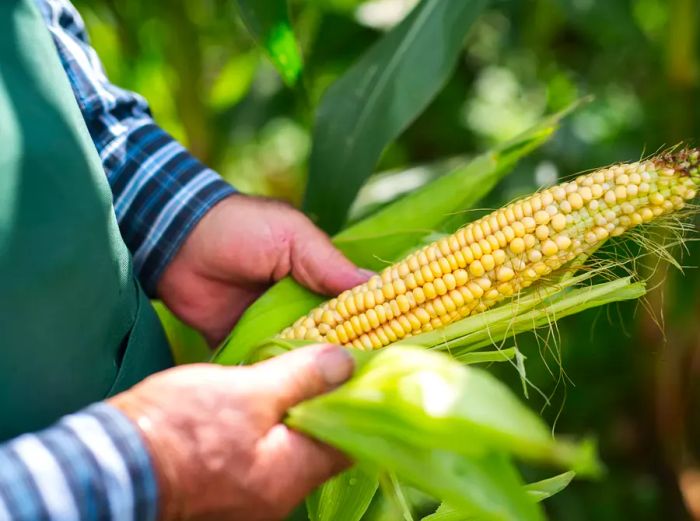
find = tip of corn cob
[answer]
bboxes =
[655,147,700,183]
[281,149,699,350]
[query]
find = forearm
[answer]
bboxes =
[0,403,157,521]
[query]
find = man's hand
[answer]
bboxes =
[109,344,354,521]
[157,195,371,345]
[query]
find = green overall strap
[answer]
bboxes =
[0,0,173,442]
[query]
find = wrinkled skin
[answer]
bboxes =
[110,344,354,521]
[157,194,372,345]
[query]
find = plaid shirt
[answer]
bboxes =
[38,0,236,295]
[0,1,239,518]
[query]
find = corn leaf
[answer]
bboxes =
[287,343,559,459]
[459,348,520,365]
[213,278,323,365]
[421,472,575,520]
[306,466,379,521]
[235,0,302,85]
[334,230,431,272]
[347,158,467,224]
[317,434,543,521]
[523,471,576,502]
[287,347,601,475]
[421,505,479,521]
[380,473,415,521]
[303,0,489,234]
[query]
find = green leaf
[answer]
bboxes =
[347,158,467,224]
[303,0,490,233]
[523,471,576,502]
[379,472,415,521]
[408,446,545,521]
[212,278,323,365]
[306,466,379,521]
[316,434,543,521]
[421,472,575,520]
[235,0,303,85]
[421,504,474,521]
[458,348,520,365]
[287,347,601,476]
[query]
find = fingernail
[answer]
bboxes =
[317,347,354,386]
[357,268,376,280]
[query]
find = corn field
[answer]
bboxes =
[77,0,700,519]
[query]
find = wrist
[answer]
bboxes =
[109,392,185,521]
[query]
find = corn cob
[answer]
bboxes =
[281,149,700,350]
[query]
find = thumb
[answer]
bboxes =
[289,217,373,295]
[246,344,354,420]
[252,424,351,511]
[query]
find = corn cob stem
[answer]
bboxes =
[281,149,700,350]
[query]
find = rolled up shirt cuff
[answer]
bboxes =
[0,403,158,521]
[101,120,236,295]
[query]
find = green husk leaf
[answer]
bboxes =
[458,347,520,365]
[316,434,543,521]
[523,471,576,501]
[287,347,602,476]
[306,466,379,521]
[213,278,323,365]
[347,157,468,224]
[421,472,575,520]
[380,472,415,521]
[397,276,646,357]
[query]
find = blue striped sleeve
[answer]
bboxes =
[37,0,236,294]
[0,404,158,521]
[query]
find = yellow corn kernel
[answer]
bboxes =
[454,269,469,286]
[509,237,525,254]
[496,266,515,282]
[481,254,495,272]
[551,213,567,231]
[493,249,506,265]
[415,308,431,324]
[433,278,448,296]
[469,260,485,277]
[438,257,452,275]
[534,210,550,225]
[541,239,559,257]
[396,294,411,314]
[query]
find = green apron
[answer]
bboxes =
[0,0,173,442]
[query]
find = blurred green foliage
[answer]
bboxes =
[74,0,700,518]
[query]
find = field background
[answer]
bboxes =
[73,0,700,518]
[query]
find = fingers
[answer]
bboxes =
[254,424,351,510]
[289,217,373,295]
[247,344,354,419]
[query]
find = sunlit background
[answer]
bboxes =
[73,0,700,518]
